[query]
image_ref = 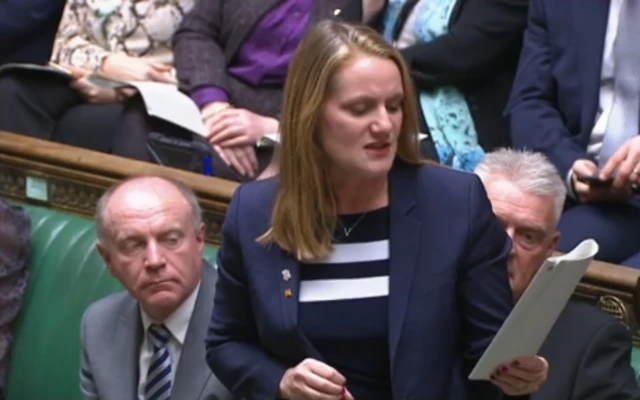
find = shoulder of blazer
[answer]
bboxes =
[82,291,135,333]
[413,162,480,195]
[552,300,621,338]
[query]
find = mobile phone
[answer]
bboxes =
[576,175,613,187]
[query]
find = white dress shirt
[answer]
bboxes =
[137,281,201,400]
[588,0,623,161]
[567,0,622,196]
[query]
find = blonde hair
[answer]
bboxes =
[258,20,423,260]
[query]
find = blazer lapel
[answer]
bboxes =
[388,163,422,368]
[171,265,217,399]
[267,233,324,361]
[107,298,140,399]
[573,0,610,130]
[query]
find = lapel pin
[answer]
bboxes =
[281,269,291,281]
[333,8,342,16]
[284,288,293,299]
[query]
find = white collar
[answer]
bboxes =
[140,280,201,345]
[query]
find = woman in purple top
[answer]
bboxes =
[131,0,348,181]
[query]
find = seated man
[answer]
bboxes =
[80,176,231,400]
[0,0,66,65]
[475,149,640,399]
[506,0,640,267]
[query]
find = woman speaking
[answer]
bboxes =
[207,20,547,400]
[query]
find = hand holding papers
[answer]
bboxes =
[469,239,599,380]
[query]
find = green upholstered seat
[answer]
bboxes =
[5,203,218,400]
[5,203,640,399]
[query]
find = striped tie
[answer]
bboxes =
[145,324,173,400]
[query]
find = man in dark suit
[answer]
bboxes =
[506,0,640,267]
[80,176,231,400]
[475,149,640,399]
[0,0,66,65]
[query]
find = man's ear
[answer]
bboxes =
[96,241,112,269]
[196,222,206,252]
[547,231,561,257]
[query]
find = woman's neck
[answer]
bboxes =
[332,175,389,214]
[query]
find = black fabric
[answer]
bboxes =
[0,0,66,65]
[0,71,122,153]
[533,300,640,399]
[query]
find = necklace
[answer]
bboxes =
[340,212,369,237]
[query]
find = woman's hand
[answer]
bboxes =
[213,144,259,178]
[279,358,354,400]
[491,356,548,396]
[101,53,177,83]
[205,108,279,147]
[71,77,120,104]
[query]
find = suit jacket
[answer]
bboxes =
[534,300,640,400]
[207,160,524,400]
[173,0,349,118]
[0,0,66,65]
[79,263,231,400]
[506,0,610,178]
[452,300,640,400]
[340,0,529,152]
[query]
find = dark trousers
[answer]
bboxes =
[558,199,640,268]
[0,72,123,152]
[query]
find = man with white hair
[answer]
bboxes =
[79,176,231,400]
[475,149,640,399]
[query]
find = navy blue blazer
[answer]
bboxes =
[506,0,611,178]
[0,0,66,65]
[207,161,517,400]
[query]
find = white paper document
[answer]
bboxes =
[468,239,599,380]
[86,75,207,137]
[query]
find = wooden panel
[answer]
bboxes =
[0,131,239,245]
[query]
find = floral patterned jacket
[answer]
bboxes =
[51,0,196,70]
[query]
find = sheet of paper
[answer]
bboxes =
[86,75,207,137]
[468,239,599,380]
[128,81,207,137]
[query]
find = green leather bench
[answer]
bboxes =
[5,203,218,400]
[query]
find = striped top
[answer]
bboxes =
[299,207,392,399]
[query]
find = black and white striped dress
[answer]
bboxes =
[298,206,392,399]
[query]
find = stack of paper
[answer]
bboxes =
[469,239,599,380]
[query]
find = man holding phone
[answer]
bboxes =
[506,0,640,268]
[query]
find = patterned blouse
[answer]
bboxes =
[51,0,196,71]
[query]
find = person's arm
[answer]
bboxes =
[79,310,99,400]
[571,321,640,399]
[505,0,585,178]
[0,0,66,49]
[172,0,231,109]
[206,185,289,399]
[399,0,528,89]
[459,176,530,400]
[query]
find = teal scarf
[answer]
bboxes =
[383,0,485,171]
